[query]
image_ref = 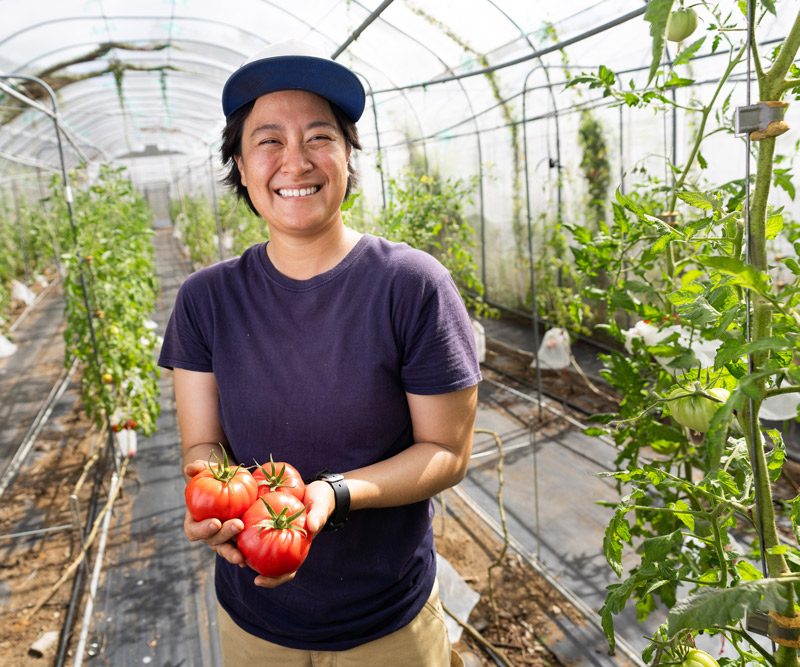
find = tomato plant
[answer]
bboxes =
[253,456,305,500]
[0,191,64,333]
[567,3,800,666]
[56,165,162,438]
[237,491,312,577]
[185,450,258,522]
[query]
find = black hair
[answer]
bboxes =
[220,98,362,218]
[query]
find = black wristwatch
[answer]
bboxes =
[314,471,350,532]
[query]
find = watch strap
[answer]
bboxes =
[315,470,350,532]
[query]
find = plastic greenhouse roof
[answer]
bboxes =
[0,0,792,187]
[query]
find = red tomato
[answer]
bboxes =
[238,492,312,577]
[185,450,258,522]
[253,456,305,501]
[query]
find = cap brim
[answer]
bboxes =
[222,55,365,122]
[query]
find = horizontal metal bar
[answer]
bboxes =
[0,523,74,540]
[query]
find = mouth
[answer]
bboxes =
[276,185,321,198]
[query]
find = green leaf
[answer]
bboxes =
[599,605,616,654]
[766,213,784,240]
[667,580,788,634]
[583,427,607,437]
[676,190,724,214]
[699,256,771,298]
[668,282,704,306]
[603,491,642,577]
[765,429,786,483]
[612,203,629,235]
[664,73,694,88]
[674,36,706,66]
[735,560,763,582]
[666,349,701,369]
[643,530,682,564]
[671,500,694,531]
[651,233,677,254]
[676,297,720,326]
[790,495,800,544]
[774,169,796,200]
[696,151,708,170]
[715,338,745,367]
[644,0,676,85]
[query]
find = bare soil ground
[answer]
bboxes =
[435,490,589,666]
[0,406,100,666]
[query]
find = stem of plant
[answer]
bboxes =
[474,428,509,629]
[743,9,800,661]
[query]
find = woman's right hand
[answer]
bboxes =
[183,459,247,567]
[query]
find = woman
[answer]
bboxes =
[158,40,481,666]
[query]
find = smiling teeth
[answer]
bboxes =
[278,186,320,197]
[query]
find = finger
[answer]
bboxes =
[305,508,326,536]
[205,518,244,547]
[253,571,296,588]
[302,481,334,536]
[213,541,247,567]
[184,459,209,477]
[184,512,222,541]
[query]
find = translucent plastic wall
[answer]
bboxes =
[0,1,796,309]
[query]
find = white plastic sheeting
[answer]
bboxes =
[0,2,796,309]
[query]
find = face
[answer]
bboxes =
[235,89,350,237]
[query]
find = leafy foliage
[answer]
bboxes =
[568,3,800,665]
[55,165,161,436]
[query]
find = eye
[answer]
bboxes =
[309,134,332,142]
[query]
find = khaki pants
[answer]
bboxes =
[218,579,462,667]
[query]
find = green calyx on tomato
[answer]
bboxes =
[252,497,309,536]
[667,7,699,42]
[681,648,719,667]
[184,448,258,522]
[253,455,305,500]
[666,382,731,434]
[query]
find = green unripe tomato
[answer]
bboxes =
[667,385,730,433]
[682,648,719,667]
[667,7,698,42]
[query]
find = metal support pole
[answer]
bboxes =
[522,65,546,420]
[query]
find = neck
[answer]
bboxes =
[266,223,362,280]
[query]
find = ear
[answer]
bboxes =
[235,155,247,187]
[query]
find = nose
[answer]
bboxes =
[281,141,312,175]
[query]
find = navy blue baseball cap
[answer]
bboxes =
[222,40,366,123]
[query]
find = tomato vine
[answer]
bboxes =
[569,2,800,665]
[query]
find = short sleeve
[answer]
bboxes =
[157,280,214,372]
[400,273,482,395]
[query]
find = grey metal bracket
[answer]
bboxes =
[734,101,790,140]
[747,609,800,646]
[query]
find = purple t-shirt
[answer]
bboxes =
[158,233,481,650]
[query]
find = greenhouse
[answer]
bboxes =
[1,1,800,665]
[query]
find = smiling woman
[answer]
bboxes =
[157,39,481,667]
